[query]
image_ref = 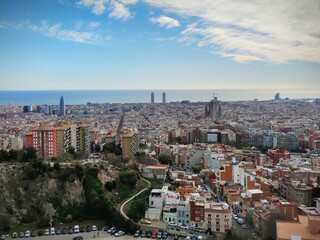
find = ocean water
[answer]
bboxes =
[0,89,319,105]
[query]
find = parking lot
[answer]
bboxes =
[3,226,200,240]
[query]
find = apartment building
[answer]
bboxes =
[204,202,232,233]
[27,122,89,159]
[121,130,139,158]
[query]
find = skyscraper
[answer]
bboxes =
[275,93,280,100]
[162,92,166,104]
[151,92,155,103]
[60,96,65,116]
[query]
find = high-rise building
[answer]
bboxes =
[275,93,280,100]
[162,92,166,104]
[28,122,90,159]
[23,105,32,113]
[121,131,139,158]
[60,96,65,116]
[151,92,155,103]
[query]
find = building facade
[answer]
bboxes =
[121,131,139,158]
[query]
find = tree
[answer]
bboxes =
[0,149,9,162]
[67,146,77,159]
[193,166,202,174]
[103,141,121,155]
[119,170,138,188]
[127,194,149,221]
[8,149,18,160]
[158,154,173,165]
[53,162,60,171]
[22,147,37,162]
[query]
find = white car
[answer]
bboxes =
[50,228,55,235]
[74,225,80,233]
[115,231,125,237]
[25,230,31,237]
[92,225,97,231]
[168,222,176,227]
[44,229,49,236]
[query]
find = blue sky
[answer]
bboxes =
[0,0,319,90]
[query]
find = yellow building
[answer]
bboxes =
[121,131,139,158]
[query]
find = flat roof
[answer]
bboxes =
[277,215,320,240]
[248,189,264,194]
[145,164,169,169]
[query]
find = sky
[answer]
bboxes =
[0,0,319,90]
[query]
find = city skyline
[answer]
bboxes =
[0,0,320,90]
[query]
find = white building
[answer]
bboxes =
[203,152,225,170]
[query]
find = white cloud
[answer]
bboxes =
[77,0,108,15]
[109,1,131,20]
[143,0,320,63]
[34,21,106,44]
[3,20,108,44]
[150,15,180,29]
[76,0,134,19]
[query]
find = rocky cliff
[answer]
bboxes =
[0,164,86,230]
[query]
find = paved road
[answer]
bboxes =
[120,177,151,220]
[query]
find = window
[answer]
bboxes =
[208,214,211,217]
[216,215,219,217]
[225,215,228,218]
[150,201,154,205]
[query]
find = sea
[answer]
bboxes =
[0,89,319,105]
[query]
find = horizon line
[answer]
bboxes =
[1,88,319,91]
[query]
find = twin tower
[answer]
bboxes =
[151,92,166,104]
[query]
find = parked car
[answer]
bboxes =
[37,231,43,236]
[62,228,67,234]
[173,235,179,240]
[98,226,102,231]
[68,227,74,234]
[162,231,168,239]
[140,230,146,238]
[74,225,80,233]
[179,224,188,229]
[0,235,5,240]
[31,230,37,237]
[146,231,152,238]
[12,232,18,238]
[168,222,176,227]
[25,230,31,237]
[110,229,118,235]
[115,230,125,237]
[134,230,140,237]
[86,226,92,232]
[55,229,61,235]
[19,232,25,238]
[107,227,116,234]
[237,218,244,225]
[80,227,85,233]
[50,228,55,235]
[140,219,151,224]
[92,225,97,231]
[104,226,109,232]
[151,231,157,239]
[241,224,247,229]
